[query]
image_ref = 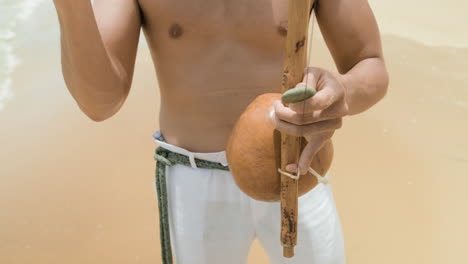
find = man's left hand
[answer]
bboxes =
[272,67,349,175]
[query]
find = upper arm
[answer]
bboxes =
[92,0,142,95]
[315,0,383,73]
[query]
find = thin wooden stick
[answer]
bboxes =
[280,0,312,258]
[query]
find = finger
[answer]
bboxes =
[302,67,320,88]
[283,135,328,176]
[285,163,298,174]
[274,100,336,125]
[284,131,334,175]
[274,117,342,137]
[299,133,334,174]
[319,96,349,119]
[298,137,325,175]
[288,85,344,114]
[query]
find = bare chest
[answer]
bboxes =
[137,0,291,43]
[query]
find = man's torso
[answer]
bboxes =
[139,0,310,152]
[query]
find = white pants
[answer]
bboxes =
[153,131,346,264]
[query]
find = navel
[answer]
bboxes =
[277,21,288,37]
[169,23,183,39]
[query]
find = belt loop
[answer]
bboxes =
[188,153,197,168]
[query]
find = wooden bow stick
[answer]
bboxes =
[280,0,313,258]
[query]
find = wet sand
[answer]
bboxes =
[1,3,468,264]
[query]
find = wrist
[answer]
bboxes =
[335,72,349,89]
[335,72,352,109]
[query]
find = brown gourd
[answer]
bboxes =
[226,93,334,202]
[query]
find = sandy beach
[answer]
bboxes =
[1,1,467,263]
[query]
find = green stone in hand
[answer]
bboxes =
[281,84,317,104]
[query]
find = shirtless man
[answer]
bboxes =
[53,0,388,263]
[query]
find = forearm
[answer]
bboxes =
[54,1,126,120]
[340,57,389,115]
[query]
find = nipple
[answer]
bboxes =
[169,23,183,39]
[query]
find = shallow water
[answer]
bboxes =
[1,1,467,264]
